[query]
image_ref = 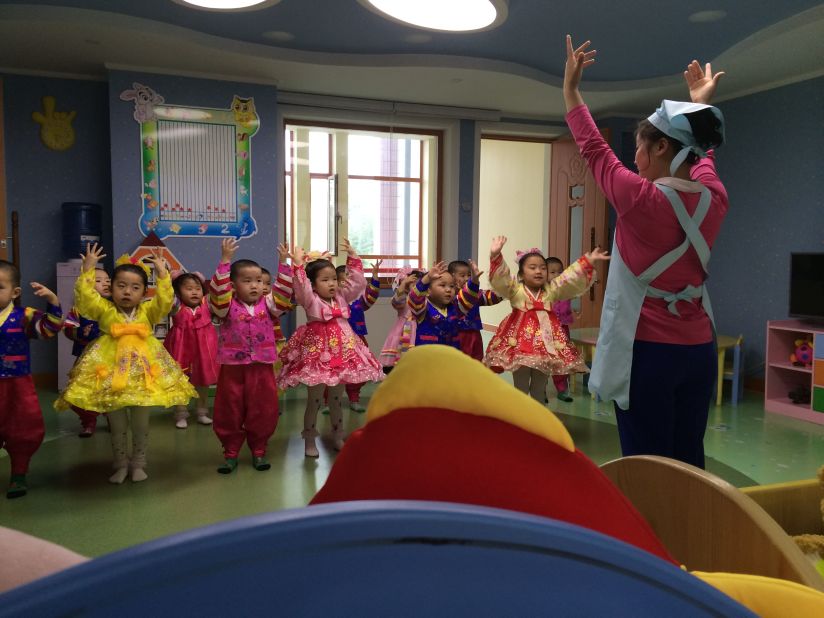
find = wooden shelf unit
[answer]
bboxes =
[765,319,824,424]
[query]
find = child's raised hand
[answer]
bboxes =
[398,274,416,293]
[684,60,724,105]
[423,261,447,284]
[31,282,59,305]
[340,238,357,257]
[220,237,239,263]
[80,243,106,273]
[564,35,596,93]
[276,242,290,264]
[144,252,169,279]
[468,259,484,283]
[290,246,306,265]
[490,236,507,258]
[371,259,383,278]
[584,246,610,264]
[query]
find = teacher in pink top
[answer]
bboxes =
[563,35,728,468]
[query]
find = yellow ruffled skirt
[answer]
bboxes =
[56,334,197,413]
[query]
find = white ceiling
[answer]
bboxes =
[0,3,822,118]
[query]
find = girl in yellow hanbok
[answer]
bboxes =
[57,244,196,484]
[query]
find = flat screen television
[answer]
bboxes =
[789,253,824,321]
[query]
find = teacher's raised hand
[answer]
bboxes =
[563,35,597,111]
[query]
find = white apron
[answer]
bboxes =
[589,178,716,409]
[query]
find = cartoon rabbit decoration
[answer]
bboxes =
[119,83,165,123]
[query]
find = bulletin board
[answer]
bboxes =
[121,84,260,239]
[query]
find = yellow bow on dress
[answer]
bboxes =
[109,323,158,391]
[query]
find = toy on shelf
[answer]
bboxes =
[789,385,812,405]
[792,339,815,367]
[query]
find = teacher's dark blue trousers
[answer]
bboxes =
[614,339,717,469]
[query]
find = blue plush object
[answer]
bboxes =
[0,501,754,617]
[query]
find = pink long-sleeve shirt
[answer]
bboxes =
[566,104,729,345]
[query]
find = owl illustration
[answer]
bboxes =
[231,96,258,129]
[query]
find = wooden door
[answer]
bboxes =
[549,134,610,328]
[0,78,8,261]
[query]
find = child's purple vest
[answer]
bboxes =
[218,298,277,365]
[0,306,31,378]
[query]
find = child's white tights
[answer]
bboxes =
[107,407,150,484]
[303,384,346,457]
[513,367,549,403]
[174,386,212,428]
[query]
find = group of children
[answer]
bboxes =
[0,236,607,499]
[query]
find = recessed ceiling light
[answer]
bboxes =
[358,0,508,33]
[172,0,282,12]
[262,30,295,43]
[688,10,727,23]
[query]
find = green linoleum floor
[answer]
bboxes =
[2,378,824,558]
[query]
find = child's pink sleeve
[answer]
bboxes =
[341,257,366,305]
[292,264,315,309]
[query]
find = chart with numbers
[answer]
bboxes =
[123,85,259,239]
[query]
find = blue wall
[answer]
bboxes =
[2,74,111,375]
[709,76,824,377]
[107,70,279,277]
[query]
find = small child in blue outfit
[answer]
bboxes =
[448,260,501,361]
[333,260,381,412]
[407,260,481,348]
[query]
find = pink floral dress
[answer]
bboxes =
[278,257,384,388]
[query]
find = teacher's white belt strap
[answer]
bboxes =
[642,180,712,318]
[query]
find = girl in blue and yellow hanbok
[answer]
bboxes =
[57,245,196,484]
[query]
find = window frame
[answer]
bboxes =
[283,119,443,284]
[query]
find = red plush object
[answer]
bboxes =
[311,407,676,564]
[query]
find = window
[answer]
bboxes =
[284,122,441,278]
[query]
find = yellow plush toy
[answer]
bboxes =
[793,465,824,578]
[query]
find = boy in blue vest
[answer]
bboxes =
[0,260,64,498]
[408,261,481,348]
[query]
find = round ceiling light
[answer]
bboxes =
[173,0,282,12]
[359,0,507,33]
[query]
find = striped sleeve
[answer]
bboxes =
[63,308,95,345]
[407,279,429,321]
[265,263,294,317]
[361,276,380,311]
[271,262,293,309]
[63,308,82,343]
[479,289,502,307]
[24,303,64,339]
[209,261,233,319]
[456,280,480,316]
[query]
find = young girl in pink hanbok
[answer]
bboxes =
[378,267,423,373]
[164,271,219,428]
[279,239,384,457]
